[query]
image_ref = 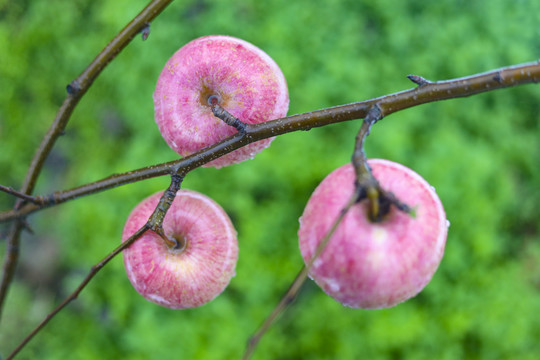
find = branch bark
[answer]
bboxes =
[243,192,358,360]
[5,172,184,360]
[0,0,174,322]
[2,59,539,223]
[2,49,538,359]
[5,226,149,360]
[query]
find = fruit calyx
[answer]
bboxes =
[354,173,414,223]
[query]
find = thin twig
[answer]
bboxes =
[0,185,43,205]
[6,173,184,359]
[243,192,358,360]
[2,60,539,224]
[0,0,174,321]
[5,225,149,360]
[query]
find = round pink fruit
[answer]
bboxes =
[122,189,238,309]
[153,35,289,168]
[298,159,448,309]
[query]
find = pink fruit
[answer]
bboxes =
[298,159,448,309]
[153,35,289,168]
[121,189,238,309]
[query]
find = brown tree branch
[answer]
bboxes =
[0,185,44,205]
[5,225,149,360]
[0,0,174,322]
[243,191,358,360]
[1,59,539,223]
[351,105,412,221]
[5,173,184,360]
[1,57,538,359]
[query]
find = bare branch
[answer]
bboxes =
[2,60,539,224]
[6,172,184,359]
[5,225,149,360]
[0,0,174,322]
[238,58,540,353]
[243,192,358,360]
[0,185,44,205]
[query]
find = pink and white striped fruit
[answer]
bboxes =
[121,189,238,309]
[153,35,289,168]
[298,159,448,309]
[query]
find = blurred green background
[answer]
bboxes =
[1,0,540,359]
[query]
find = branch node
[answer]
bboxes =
[493,71,503,84]
[141,23,151,41]
[66,80,81,96]
[365,103,383,125]
[0,185,43,206]
[40,194,58,206]
[20,219,34,235]
[407,74,431,86]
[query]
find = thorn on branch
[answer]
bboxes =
[407,74,431,86]
[141,23,151,41]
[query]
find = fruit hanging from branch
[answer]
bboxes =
[122,189,238,309]
[153,35,289,168]
[298,159,448,309]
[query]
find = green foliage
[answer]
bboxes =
[1,0,540,359]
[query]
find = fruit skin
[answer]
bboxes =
[298,159,448,309]
[153,35,289,168]
[122,189,238,309]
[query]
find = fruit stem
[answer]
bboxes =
[155,229,181,249]
[211,103,247,134]
[156,231,187,252]
[351,104,412,222]
[147,173,184,247]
